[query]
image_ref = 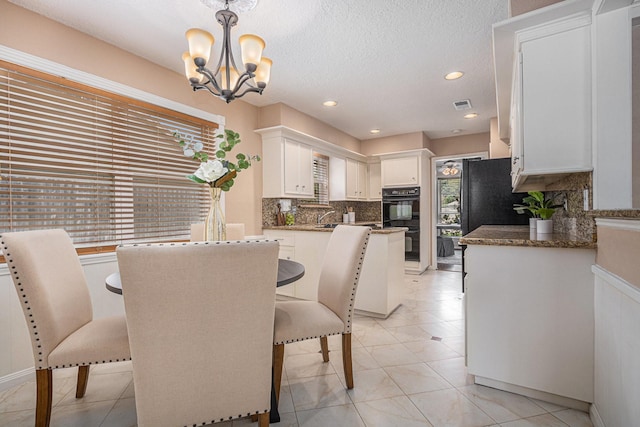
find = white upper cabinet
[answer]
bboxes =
[368,161,382,200]
[258,126,371,200]
[493,0,594,191]
[260,130,314,198]
[346,158,367,200]
[591,4,639,209]
[381,156,420,187]
[283,139,313,196]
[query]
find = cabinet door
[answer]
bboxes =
[382,157,420,187]
[357,161,367,199]
[297,143,314,196]
[510,53,523,186]
[284,139,300,195]
[520,24,591,174]
[346,159,359,199]
[368,162,382,200]
[283,139,313,196]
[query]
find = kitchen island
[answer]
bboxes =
[263,224,406,318]
[460,225,596,410]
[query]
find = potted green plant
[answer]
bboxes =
[513,191,558,233]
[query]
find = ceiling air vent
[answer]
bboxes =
[453,99,472,111]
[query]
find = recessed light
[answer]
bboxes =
[323,100,337,107]
[370,129,381,134]
[445,71,464,80]
[464,113,478,119]
[451,129,463,134]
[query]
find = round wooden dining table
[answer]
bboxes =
[105,258,305,294]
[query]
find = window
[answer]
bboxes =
[437,177,461,236]
[308,152,329,205]
[0,61,218,251]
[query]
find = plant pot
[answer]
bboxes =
[529,218,538,230]
[536,219,553,234]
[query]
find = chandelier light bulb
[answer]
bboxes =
[185,29,214,64]
[254,57,272,87]
[239,34,265,71]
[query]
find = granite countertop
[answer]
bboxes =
[263,222,408,235]
[459,225,597,249]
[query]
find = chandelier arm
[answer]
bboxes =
[197,67,224,94]
[230,71,255,93]
[233,85,263,99]
[193,82,223,97]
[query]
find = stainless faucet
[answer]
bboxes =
[317,210,336,224]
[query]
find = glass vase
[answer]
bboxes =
[205,186,226,241]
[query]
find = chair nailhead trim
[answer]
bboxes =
[1,235,47,368]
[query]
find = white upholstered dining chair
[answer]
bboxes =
[0,229,131,427]
[272,225,371,401]
[117,239,279,427]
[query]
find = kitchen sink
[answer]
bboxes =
[315,223,339,228]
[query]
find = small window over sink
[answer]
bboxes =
[302,152,330,205]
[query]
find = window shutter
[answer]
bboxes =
[0,61,217,248]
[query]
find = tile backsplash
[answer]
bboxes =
[262,198,382,227]
[545,172,640,241]
[546,172,594,240]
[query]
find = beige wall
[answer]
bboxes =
[257,103,361,153]
[596,225,640,290]
[429,132,490,157]
[0,0,263,234]
[509,0,564,17]
[490,118,510,159]
[360,132,431,156]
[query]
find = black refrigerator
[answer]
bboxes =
[460,158,529,292]
[461,158,529,236]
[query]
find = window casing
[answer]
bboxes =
[0,61,218,251]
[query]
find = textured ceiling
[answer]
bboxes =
[8,0,508,141]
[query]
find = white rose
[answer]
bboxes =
[194,160,228,183]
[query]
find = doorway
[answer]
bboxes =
[430,152,487,271]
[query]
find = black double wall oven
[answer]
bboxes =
[382,187,420,262]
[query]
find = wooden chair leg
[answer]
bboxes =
[320,336,329,362]
[76,365,90,398]
[273,343,285,403]
[257,412,270,426]
[35,369,53,427]
[341,333,354,389]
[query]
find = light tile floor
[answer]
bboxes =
[0,270,594,427]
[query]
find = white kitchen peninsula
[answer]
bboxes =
[263,224,406,318]
[461,225,596,410]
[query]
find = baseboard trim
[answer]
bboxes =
[474,376,591,412]
[590,404,606,427]
[0,367,34,392]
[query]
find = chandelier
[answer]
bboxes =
[441,161,460,176]
[181,0,272,103]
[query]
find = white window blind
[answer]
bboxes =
[0,61,217,250]
[313,153,329,204]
